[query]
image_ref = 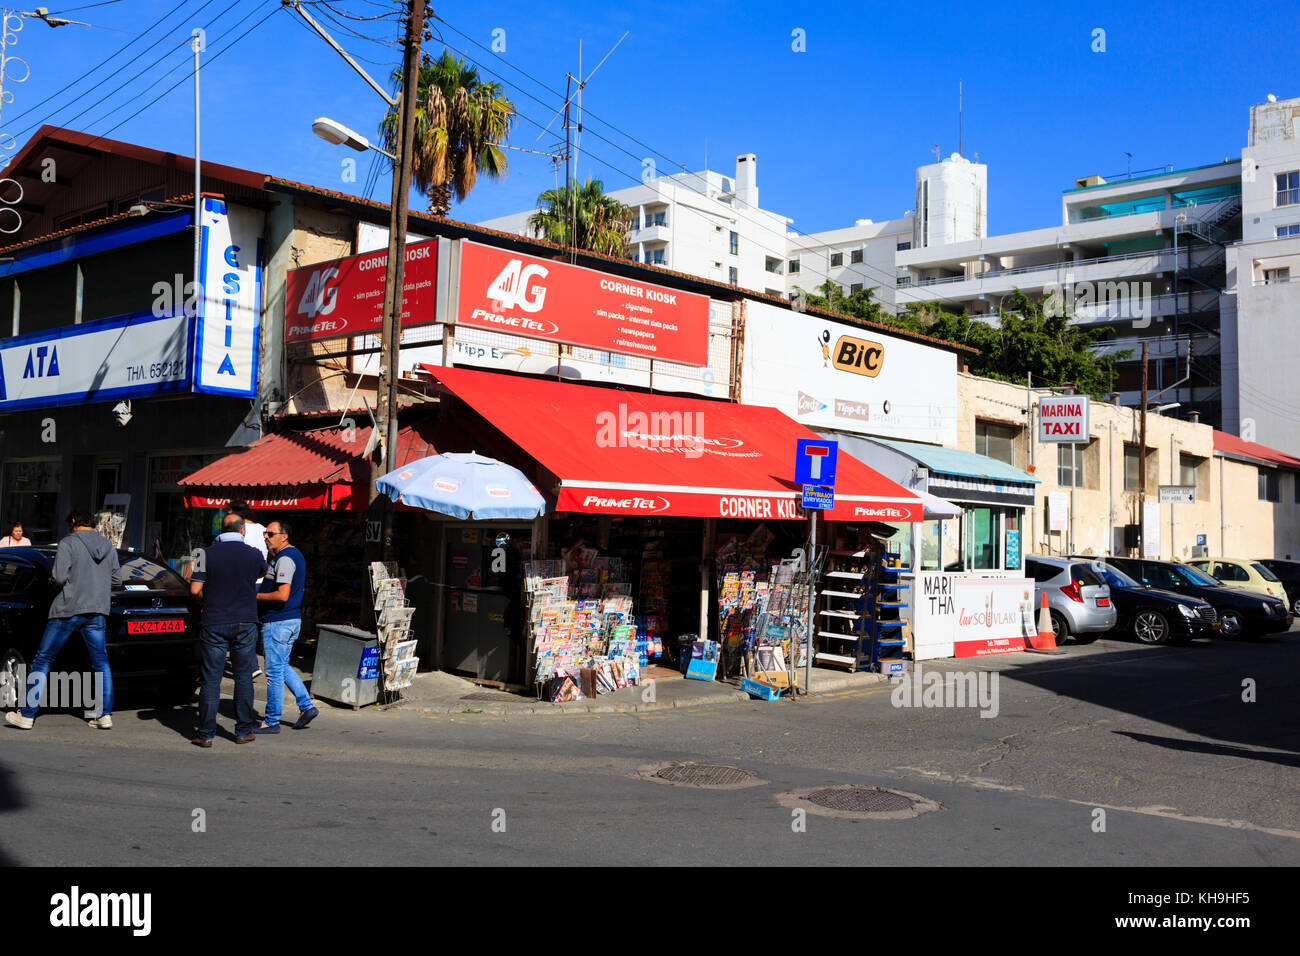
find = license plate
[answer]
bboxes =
[1096,597,1111,607]
[126,619,186,634]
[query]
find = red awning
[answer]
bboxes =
[420,365,922,522]
[179,422,437,511]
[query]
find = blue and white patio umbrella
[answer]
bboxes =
[375,452,546,520]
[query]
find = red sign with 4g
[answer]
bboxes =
[284,240,439,344]
[455,240,710,366]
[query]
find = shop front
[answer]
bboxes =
[824,434,1040,661]
[178,421,438,639]
[413,364,924,698]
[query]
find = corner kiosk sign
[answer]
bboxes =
[1037,395,1090,442]
[455,240,710,366]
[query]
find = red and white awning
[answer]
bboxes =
[420,365,922,522]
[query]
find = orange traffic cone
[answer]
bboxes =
[1026,593,1061,653]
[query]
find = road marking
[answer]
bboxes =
[1064,799,1300,841]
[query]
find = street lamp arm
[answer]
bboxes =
[284,0,399,107]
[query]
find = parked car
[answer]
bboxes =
[1253,558,1300,616]
[1185,557,1286,601]
[1023,555,1118,644]
[1068,557,1219,644]
[0,546,200,708]
[1099,557,1292,639]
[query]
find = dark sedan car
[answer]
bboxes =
[1257,559,1300,617]
[1070,558,1219,644]
[1101,557,1292,638]
[0,546,200,708]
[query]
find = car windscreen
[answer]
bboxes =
[1252,563,1281,582]
[1173,564,1221,587]
[1095,564,1139,589]
[119,555,186,590]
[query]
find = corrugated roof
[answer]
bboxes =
[872,438,1040,485]
[179,421,437,489]
[1213,430,1300,469]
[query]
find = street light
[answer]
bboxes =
[312,117,396,161]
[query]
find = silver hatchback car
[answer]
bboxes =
[1024,555,1119,643]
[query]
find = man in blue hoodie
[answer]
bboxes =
[6,509,120,730]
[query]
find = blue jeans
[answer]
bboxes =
[262,618,312,726]
[197,622,258,739]
[22,614,113,720]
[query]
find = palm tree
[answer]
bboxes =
[528,178,631,257]
[379,50,516,216]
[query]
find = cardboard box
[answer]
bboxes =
[741,677,781,701]
[580,667,599,699]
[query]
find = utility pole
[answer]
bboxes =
[1138,340,1148,557]
[373,0,425,558]
[564,72,573,262]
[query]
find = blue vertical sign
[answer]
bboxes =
[1004,529,1021,570]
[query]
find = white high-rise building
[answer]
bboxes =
[478,152,988,313]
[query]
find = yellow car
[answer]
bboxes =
[1186,558,1287,600]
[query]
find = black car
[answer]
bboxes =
[1101,557,1292,638]
[1070,558,1219,645]
[1256,559,1300,617]
[0,546,200,707]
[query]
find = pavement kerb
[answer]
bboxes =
[408,687,753,717]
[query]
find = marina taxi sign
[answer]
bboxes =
[1037,395,1090,443]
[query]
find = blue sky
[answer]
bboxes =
[6,0,1298,238]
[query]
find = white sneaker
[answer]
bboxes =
[253,668,263,679]
[87,715,113,730]
[5,711,33,730]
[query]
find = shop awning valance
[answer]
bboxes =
[860,436,1038,507]
[419,365,923,522]
[178,422,437,511]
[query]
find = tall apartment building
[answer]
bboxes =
[478,152,987,313]
[478,95,1299,452]
[900,96,1300,453]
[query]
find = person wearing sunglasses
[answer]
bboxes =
[253,521,317,733]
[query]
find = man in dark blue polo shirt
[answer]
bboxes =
[189,514,267,746]
[254,519,317,732]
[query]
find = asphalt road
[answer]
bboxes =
[2,626,1298,867]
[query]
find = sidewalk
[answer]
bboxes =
[392,664,894,716]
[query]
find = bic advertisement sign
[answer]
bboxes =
[455,241,710,366]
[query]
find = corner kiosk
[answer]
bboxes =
[413,364,925,695]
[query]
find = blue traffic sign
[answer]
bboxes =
[795,438,839,488]
[801,485,834,510]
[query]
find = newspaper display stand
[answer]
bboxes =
[370,562,418,701]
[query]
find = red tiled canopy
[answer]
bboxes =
[179,422,437,510]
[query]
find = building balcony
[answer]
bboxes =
[632,224,670,243]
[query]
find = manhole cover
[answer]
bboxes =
[636,761,768,789]
[807,787,916,813]
[776,785,941,820]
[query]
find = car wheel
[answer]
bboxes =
[1049,610,1069,644]
[1133,610,1171,645]
[1219,610,1244,639]
[1292,596,1300,617]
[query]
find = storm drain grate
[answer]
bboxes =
[459,692,531,703]
[636,761,768,789]
[806,786,916,813]
[776,785,942,820]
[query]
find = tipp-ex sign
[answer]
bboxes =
[1037,396,1090,443]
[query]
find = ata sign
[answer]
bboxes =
[455,241,710,366]
[1037,395,1090,443]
